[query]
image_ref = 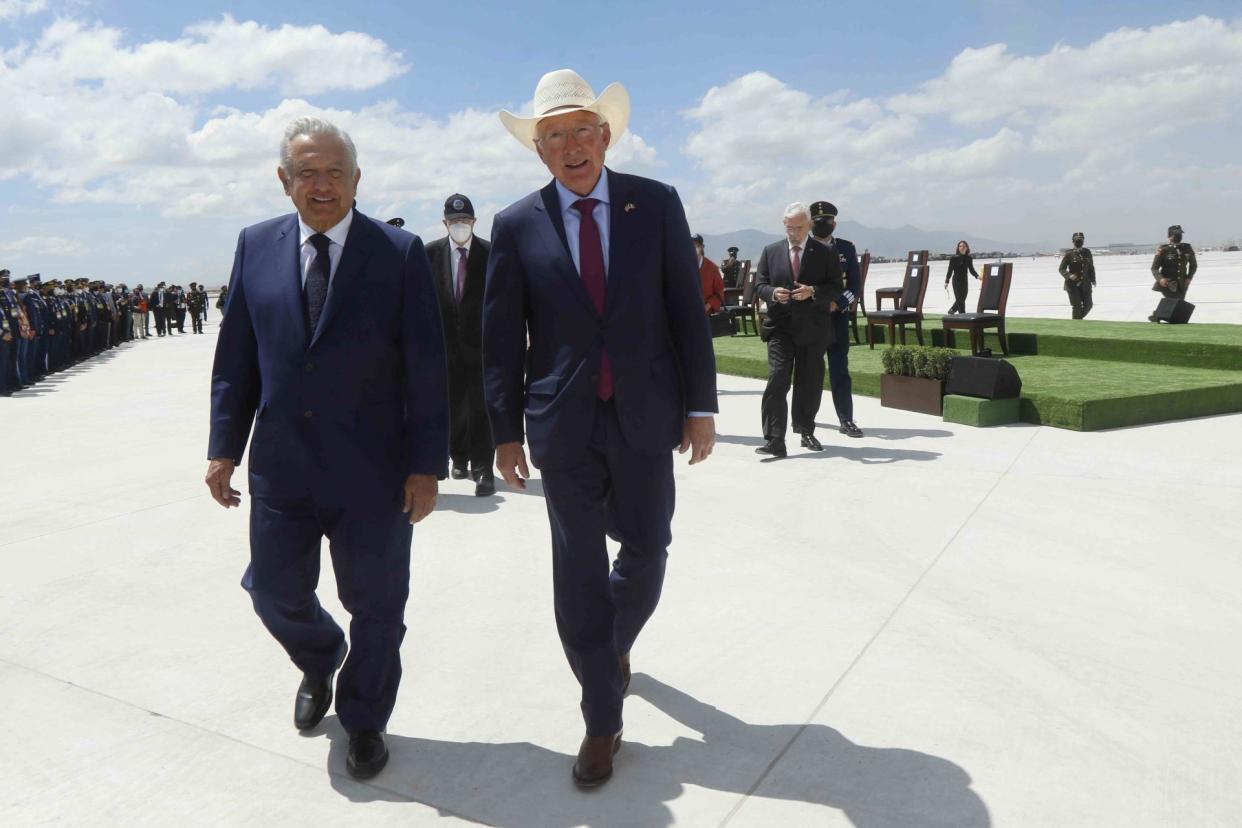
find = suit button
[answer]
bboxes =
[305,362,314,373]
[303,410,313,419]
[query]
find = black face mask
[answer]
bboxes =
[812,218,835,237]
[1170,233,1183,243]
[1073,240,1084,248]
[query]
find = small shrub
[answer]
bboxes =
[882,345,955,380]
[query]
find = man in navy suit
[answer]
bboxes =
[206,117,448,781]
[809,201,864,438]
[485,69,718,787]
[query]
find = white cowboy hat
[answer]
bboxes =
[499,69,630,152]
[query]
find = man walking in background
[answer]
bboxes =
[426,194,496,496]
[809,201,863,438]
[1059,232,1096,319]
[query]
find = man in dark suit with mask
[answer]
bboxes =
[426,194,495,496]
[809,201,863,438]
[206,116,448,782]
[754,202,844,457]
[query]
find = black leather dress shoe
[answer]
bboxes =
[573,731,622,788]
[346,731,389,780]
[450,464,469,480]
[839,421,864,438]
[800,433,823,451]
[294,671,336,731]
[755,440,787,458]
[474,472,496,497]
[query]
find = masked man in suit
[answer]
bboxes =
[426,194,496,496]
[484,69,718,787]
[206,117,449,781]
[754,203,844,457]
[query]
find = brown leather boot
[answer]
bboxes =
[572,731,622,788]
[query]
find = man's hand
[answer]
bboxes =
[772,287,792,304]
[1160,277,1170,288]
[704,302,712,313]
[402,474,438,524]
[1,333,10,342]
[205,458,241,508]
[679,416,716,466]
[495,441,530,490]
[791,284,814,301]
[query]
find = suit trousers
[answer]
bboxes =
[949,274,969,314]
[243,495,413,734]
[827,312,853,423]
[540,400,674,737]
[448,355,495,473]
[153,308,166,335]
[761,329,827,440]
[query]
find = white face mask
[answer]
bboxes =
[448,222,473,245]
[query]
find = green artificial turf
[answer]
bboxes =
[942,395,1021,427]
[712,322,1242,430]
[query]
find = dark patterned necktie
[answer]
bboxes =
[305,233,331,334]
[571,198,613,400]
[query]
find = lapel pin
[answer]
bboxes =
[624,203,636,212]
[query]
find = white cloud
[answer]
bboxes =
[0,1,46,23]
[681,19,1242,242]
[0,235,86,256]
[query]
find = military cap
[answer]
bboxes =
[0,268,9,277]
[809,201,839,220]
[1072,231,1085,241]
[443,193,474,220]
[387,217,405,228]
[29,274,42,286]
[1168,225,1183,236]
[13,277,28,287]
[727,246,739,255]
[690,233,704,245]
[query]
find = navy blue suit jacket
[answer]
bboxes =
[208,210,449,508]
[483,169,718,471]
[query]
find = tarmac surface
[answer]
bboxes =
[3,314,1241,827]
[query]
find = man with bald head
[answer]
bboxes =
[207,117,449,781]
[485,69,718,787]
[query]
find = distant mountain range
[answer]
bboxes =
[700,221,1048,262]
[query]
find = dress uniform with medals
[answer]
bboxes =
[1058,232,1096,320]
[809,201,863,438]
[1149,224,1197,322]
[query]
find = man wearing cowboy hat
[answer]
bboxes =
[484,69,718,787]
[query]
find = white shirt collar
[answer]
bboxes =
[787,234,810,252]
[298,209,353,249]
[555,168,610,215]
[452,235,473,258]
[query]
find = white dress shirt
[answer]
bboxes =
[298,210,353,289]
[554,172,610,279]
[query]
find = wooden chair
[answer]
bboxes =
[866,264,930,348]
[848,251,871,344]
[942,262,1012,355]
[724,261,759,336]
[722,259,749,308]
[875,250,928,310]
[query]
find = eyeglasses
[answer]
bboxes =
[535,124,602,151]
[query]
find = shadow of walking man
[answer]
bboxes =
[632,675,991,828]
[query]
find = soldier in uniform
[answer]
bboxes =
[0,271,12,395]
[1058,231,1096,319]
[809,201,864,438]
[1,269,22,392]
[720,246,741,290]
[188,281,206,333]
[15,277,42,384]
[215,283,229,319]
[1149,225,1197,322]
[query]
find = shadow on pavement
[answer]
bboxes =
[310,676,988,828]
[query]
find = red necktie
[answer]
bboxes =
[572,198,613,400]
[455,247,467,303]
[791,245,802,283]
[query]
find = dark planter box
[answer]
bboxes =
[881,373,946,415]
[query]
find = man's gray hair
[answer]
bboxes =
[280,117,358,175]
[783,202,811,221]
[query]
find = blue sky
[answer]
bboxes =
[2,0,1240,285]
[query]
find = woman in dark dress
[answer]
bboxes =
[945,240,979,314]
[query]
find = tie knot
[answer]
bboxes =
[572,198,599,216]
[309,234,331,256]
[458,246,468,257]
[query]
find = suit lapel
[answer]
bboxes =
[535,183,595,315]
[275,215,308,345]
[310,210,374,349]
[603,169,627,314]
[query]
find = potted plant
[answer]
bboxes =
[880,346,954,415]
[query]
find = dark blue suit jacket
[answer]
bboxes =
[483,169,718,471]
[208,210,449,508]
